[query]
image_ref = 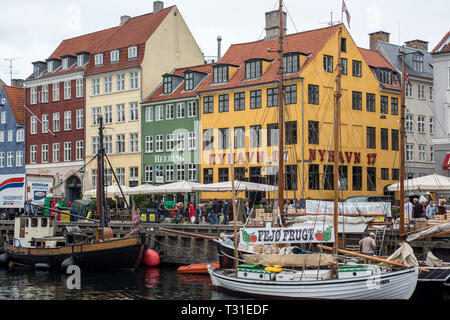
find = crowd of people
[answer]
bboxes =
[403,197,445,221]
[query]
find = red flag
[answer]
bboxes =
[125,200,142,237]
[405,72,411,85]
[342,0,351,28]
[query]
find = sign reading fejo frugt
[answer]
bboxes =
[240,225,335,245]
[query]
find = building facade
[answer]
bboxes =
[83,3,205,192]
[372,32,435,179]
[197,17,402,202]
[24,27,116,201]
[431,31,450,178]
[141,64,210,189]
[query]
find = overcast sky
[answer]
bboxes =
[1,0,448,85]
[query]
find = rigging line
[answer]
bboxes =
[23,104,56,136]
[282,0,299,33]
[53,153,98,193]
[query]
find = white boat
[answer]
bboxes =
[208,264,418,300]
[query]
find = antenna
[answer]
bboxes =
[3,58,22,85]
[320,12,339,27]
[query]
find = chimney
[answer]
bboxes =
[369,31,390,50]
[405,39,429,51]
[264,10,287,41]
[217,36,222,61]
[11,79,24,88]
[120,15,130,26]
[153,1,164,14]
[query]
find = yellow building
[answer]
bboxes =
[197,21,402,202]
[83,3,204,192]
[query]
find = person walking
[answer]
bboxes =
[359,232,377,256]
[222,200,229,225]
[425,201,435,220]
[212,198,221,225]
[404,198,413,220]
[188,202,196,224]
[412,198,423,219]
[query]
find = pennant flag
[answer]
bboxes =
[342,0,351,28]
[405,72,411,85]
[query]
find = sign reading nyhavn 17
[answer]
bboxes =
[240,225,335,245]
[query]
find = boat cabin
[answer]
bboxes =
[13,216,65,248]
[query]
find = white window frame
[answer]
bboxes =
[52,143,60,163]
[188,164,196,181]
[111,50,120,63]
[92,107,101,126]
[129,133,138,153]
[76,109,83,129]
[41,114,49,133]
[166,134,174,152]
[53,112,60,132]
[92,137,99,156]
[30,145,37,164]
[7,151,14,167]
[188,132,197,150]
[116,104,125,122]
[0,112,5,124]
[130,71,139,89]
[15,151,23,167]
[177,133,185,151]
[406,143,414,161]
[41,85,48,103]
[128,46,137,59]
[176,103,185,118]
[188,101,197,118]
[430,117,435,135]
[16,128,24,142]
[156,105,163,121]
[145,136,153,153]
[64,111,71,131]
[95,53,103,66]
[92,78,100,96]
[76,79,83,98]
[177,164,185,181]
[64,81,71,100]
[64,142,71,161]
[156,135,163,152]
[0,152,4,167]
[145,165,153,183]
[104,105,113,124]
[104,135,112,155]
[417,115,425,133]
[7,130,13,142]
[117,73,125,91]
[41,144,49,163]
[77,55,84,67]
[130,102,138,121]
[30,116,37,135]
[104,76,112,94]
[166,164,174,182]
[0,131,3,143]
[166,104,174,120]
[62,58,69,70]
[145,106,153,122]
[417,84,425,100]
[116,134,125,154]
[76,140,83,160]
[53,83,59,101]
[418,144,426,162]
[30,87,37,104]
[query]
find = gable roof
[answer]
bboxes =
[432,30,450,54]
[3,86,25,125]
[196,24,342,93]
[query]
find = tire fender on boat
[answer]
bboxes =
[35,263,50,270]
[0,252,8,267]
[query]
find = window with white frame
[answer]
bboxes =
[406,143,414,161]
[129,167,138,186]
[64,81,71,100]
[405,114,413,132]
[0,131,3,142]
[41,85,48,103]
[64,111,71,131]
[111,50,120,63]
[145,106,153,122]
[418,84,425,100]
[7,151,14,167]
[76,79,83,98]
[0,153,4,167]
[30,116,37,134]
[104,135,112,154]
[145,136,153,153]
[41,145,49,163]
[116,168,125,185]
[177,164,185,181]
[188,164,196,181]
[188,101,197,117]
[16,128,24,142]
[76,140,83,160]
[117,73,125,91]
[76,109,83,129]
[166,164,174,182]
[30,145,37,163]
[77,55,84,67]
[52,143,60,162]
[91,169,97,188]
[406,83,413,98]
[92,137,99,155]
[430,146,434,162]
[417,115,425,133]
[430,117,435,134]
[429,86,433,101]
[53,113,60,132]
[412,53,423,72]
[156,135,163,152]
[62,58,69,70]
[7,130,13,142]
[130,102,138,121]
[145,165,153,183]
[188,132,197,150]
[130,72,139,89]
[116,104,125,122]
[53,83,59,101]
[418,144,426,161]
[95,53,103,66]
[42,114,49,133]
[116,134,125,154]
[48,61,54,73]
[176,103,185,118]
[0,112,5,124]
[64,142,71,161]
[130,133,138,153]
[16,151,23,167]
[30,87,37,104]
[104,76,112,94]
[166,134,174,151]
[128,46,137,59]
[92,78,100,95]
[104,105,112,124]
[166,104,174,120]
[177,133,185,151]
[92,107,100,125]
[156,105,163,121]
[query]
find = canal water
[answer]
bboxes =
[0,265,448,301]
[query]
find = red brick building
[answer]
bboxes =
[24,28,117,200]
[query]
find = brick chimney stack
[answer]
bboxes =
[11,79,24,88]
[405,40,429,51]
[153,1,164,14]
[369,31,390,50]
[265,10,287,41]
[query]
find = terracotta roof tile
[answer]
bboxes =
[432,30,450,54]
[3,85,25,125]
[358,47,396,70]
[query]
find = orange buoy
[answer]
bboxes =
[143,249,160,267]
[177,262,220,274]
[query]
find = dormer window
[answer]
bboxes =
[213,65,228,83]
[163,76,172,94]
[379,69,392,85]
[62,58,69,70]
[77,55,84,67]
[48,61,54,73]
[245,59,262,79]
[412,53,423,72]
[33,65,40,78]
[128,46,137,59]
[95,53,103,66]
[111,50,120,63]
[185,72,194,91]
[283,53,300,74]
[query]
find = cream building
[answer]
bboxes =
[83,2,204,192]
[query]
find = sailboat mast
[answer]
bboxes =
[97,116,106,240]
[277,0,285,221]
[333,27,343,254]
[400,47,406,235]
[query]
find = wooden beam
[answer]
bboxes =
[159,227,216,240]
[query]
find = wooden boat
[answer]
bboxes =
[177,262,219,274]
[3,116,148,270]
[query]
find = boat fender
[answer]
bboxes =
[143,249,160,267]
[265,266,283,273]
[61,257,75,271]
[35,263,50,270]
[0,252,9,267]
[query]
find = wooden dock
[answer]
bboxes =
[1,220,449,265]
